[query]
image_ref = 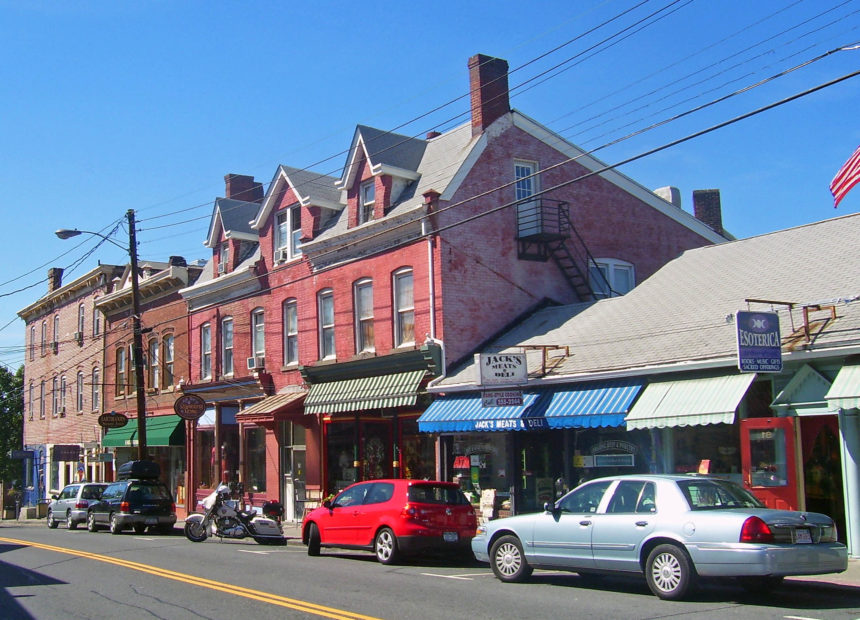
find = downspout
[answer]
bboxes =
[423,190,446,481]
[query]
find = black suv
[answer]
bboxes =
[86,461,176,535]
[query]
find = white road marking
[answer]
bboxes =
[784,616,823,620]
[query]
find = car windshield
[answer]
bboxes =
[677,478,764,510]
[408,484,470,505]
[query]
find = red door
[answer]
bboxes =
[740,417,798,510]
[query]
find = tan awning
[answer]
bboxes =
[305,370,425,415]
[237,392,306,420]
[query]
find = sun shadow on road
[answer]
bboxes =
[0,544,68,620]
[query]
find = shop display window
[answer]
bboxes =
[673,424,741,477]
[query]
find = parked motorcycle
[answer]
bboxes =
[184,483,286,545]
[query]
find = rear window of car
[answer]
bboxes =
[81,485,105,500]
[127,482,171,501]
[677,479,764,510]
[408,484,470,505]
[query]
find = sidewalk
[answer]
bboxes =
[3,515,859,589]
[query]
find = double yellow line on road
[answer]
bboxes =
[0,536,381,620]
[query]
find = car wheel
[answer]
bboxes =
[738,575,784,594]
[490,535,533,582]
[374,527,400,565]
[306,523,321,556]
[66,511,77,530]
[46,510,59,529]
[133,524,146,534]
[87,511,98,532]
[109,513,123,535]
[645,544,697,600]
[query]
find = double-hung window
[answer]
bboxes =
[92,367,100,411]
[318,290,335,359]
[275,206,302,262]
[148,337,160,390]
[77,304,85,341]
[28,382,34,421]
[393,269,414,347]
[360,180,375,224]
[116,348,126,396]
[29,326,35,360]
[354,279,374,353]
[514,159,540,237]
[76,372,84,413]
[41,321,47,355]
[39,381,45,419]
[222,317,234,376]
[218,242,230,274]
[201,324,212,379]
[52,377,59,416]
[251,309,265,363]
[283,299,298,365]
[93,299,101,337]
[589,259,635,298]
[163,334,174,388]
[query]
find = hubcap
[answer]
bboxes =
[651,552,682,592]
[495,542,521,577]
[377,532,392,560]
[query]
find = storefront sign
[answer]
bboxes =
[173,394,207,420]
[98,411,128,429]
[736,310,782,372]
[481,390,523,407]
[98,452,114,462]
[477,353,527,385]
[52,445,81,462]
[8,450,33,460]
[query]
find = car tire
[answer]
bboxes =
[87,511,98,532]
[46,510,59,529]
[307,523,321,556]
[374,527,400,565]
[645,544,697,600]
[66,511,77,530]
[109,513,123,535]
[133,524,146,534]
[738,575,784,594]
[490,535,533,583]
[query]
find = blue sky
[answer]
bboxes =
[2,0,859,371]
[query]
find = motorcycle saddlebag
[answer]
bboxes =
[117,460,161,480]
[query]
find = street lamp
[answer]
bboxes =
[56,209,148,461]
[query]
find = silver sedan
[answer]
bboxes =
[471,474,847,600]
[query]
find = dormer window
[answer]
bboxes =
[275,205,302,263]
[360,180,375,224]
[218,242,230,275]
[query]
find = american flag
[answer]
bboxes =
[830,145,860,208]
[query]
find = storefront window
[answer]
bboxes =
[246,426,266,493]
[749,426,788,487]
[674,424,741,480]
[196,429,216,489]
[400,419,435,480]
[451,433,510,504]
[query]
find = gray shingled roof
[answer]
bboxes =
[439,212,860,387]
[356,125,427,171]
[279,165,341,206]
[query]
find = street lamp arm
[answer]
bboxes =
[54,228,129,252]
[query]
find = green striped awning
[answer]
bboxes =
[625,373,756,430]
[304,370,426,415]
[825,364,860,410]
[102,414,185,447]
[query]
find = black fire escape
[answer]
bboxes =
[516,198,610,302]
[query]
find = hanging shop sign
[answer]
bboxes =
[98,411,129,429]
[52,445,81,462]
[736,310,782,373]
[173,394,207,420]
[477,353,527,386]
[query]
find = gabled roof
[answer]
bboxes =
[205,198,262,248]
[250,165,342,231]
[336,125,428,190]
[437,213,860,389]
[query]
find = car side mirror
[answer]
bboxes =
[51,494,59,500]
[323,499,333,509]
[543,501,557,513]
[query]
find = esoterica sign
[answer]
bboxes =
[477,353,527,385]
[736,310,782,373]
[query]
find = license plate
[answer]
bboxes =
[443,531,458,543]
[145,518,158,525]
[795,528,812,544]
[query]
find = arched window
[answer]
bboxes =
[116,347,126,396]
[30,325,35,360]
[92,367,100,411]
[76,372,84,413]
[77,303,85,343]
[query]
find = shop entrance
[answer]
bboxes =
[740,417,798,509]
[800,415,845,540]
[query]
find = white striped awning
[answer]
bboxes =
[304,370,426,415]
[825,364,860,410]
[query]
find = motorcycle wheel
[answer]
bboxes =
[184,518,208,542]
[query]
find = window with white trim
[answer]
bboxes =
[201,324,212,379]
[93,299,101,337]
[251,309,265,359]
[163,334,174,388]
[41,321,47,355]
[283,299,298,365]
[393,269,414,347]
[53,315,60,350]
[354,279,374,353]
[589,258,635,298]
[28,382,34,421]
[515,159,540,237]
[275,206,302,262]
[218,242,230,274]
[116,348,126,396]
[39,380,45,419]
[318,289,335,359]
[148,337,160,390]
[76,372,84,413]
[77,304,85,341]
[360,180,375,224]
[92,367,100,411]
[29,325,35,360]
[52,377,59,416]
[222,317,234,376]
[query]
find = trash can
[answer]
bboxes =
[37,499,49,518]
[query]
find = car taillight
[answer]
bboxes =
[75,501,88,509]
[820,522,838,543]
[740,516,774,543]
[171,502,176,513]
[400,503,417,519]
[119,501,130,513]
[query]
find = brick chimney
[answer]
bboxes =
[468,54,510,137]
[224,174,264,203]
[693,189,724,236]
[47,267,63,293]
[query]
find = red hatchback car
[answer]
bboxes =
[302,479,477,564]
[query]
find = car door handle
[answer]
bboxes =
[579,520,592,526]
[635,521,649,527]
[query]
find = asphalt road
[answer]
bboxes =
[1,522,858,620]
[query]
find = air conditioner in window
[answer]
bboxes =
[51,341,59,354]
[73,331,83,344]
[247,356,265,371]
[275,248,289,263]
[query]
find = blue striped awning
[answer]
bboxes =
[418,379,643,433]
[542,379,644,428]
